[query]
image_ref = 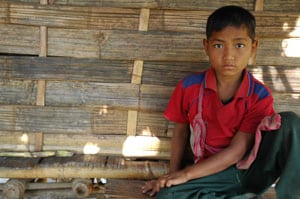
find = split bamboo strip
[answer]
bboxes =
[39,27,47,57]
[138,8,150,31]
[127,9,150,136]
[255,0,264,11]
[33,0,48,152]
[131,60,144,85]
[36,81,46,107]
[127,110,138,136]
[0,56,133,82]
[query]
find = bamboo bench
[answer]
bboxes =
[0,154,169,198]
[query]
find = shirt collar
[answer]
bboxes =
[204,68,252,98]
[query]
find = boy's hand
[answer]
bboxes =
[141,176,168,197]
[141,170,189,197]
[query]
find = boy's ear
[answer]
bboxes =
[251,38,258,51]
[203,39,209,54]
[249,38,258,65]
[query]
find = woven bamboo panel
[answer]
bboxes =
[0,0,299,165]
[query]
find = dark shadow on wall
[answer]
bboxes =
[260,16,300,93]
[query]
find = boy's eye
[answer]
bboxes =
[213,44,223,49]
[236,43,245,48]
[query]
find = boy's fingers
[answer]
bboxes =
[159,178,167,188]
[141,180,154,193]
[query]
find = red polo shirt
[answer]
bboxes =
[164,68,275,158]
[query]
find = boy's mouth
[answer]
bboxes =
[223,64,235,68]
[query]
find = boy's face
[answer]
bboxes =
[203,25,257,79]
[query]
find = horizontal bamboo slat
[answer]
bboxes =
[264,0,300,12]
[0,24,39,55]
[0,155,169,179]
[0,80,36,105]
[0,2,140,29]
[48,29,206,60]
[46,82,139,107]
[0,80,299,113]
[149,10,300,38]
[1,2,298,39]
[0,25,299,67]
[0,133,171,159]
[2,56,299,93]
[0,106,129,134]
[5,0,255,10]
[0,56,133,82]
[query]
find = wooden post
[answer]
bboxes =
[126,9,150,136]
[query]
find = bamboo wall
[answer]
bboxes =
[0,0,299,160]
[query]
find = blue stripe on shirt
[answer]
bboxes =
[253,82,271,100]
[182,73,206,88]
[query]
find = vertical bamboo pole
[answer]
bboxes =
[34,0,48,152]
[126,9,150,136]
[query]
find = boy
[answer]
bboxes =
[142,5,300,199]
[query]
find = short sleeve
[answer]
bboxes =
[164,81,189,123]
[239,95,275,134]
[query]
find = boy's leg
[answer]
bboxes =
[156,166,243,199]
[240,111,300,199]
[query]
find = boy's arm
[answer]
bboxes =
[169,122,190,173]
[141,122,189,196]
[165,130,254,187]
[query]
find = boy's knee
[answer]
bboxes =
[279,111,300,129]
[278,111,300,140]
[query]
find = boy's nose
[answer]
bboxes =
[223,47,235,60]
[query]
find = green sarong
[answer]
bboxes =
[156,112,300,199]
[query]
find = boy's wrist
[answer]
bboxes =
[183,166,193,182]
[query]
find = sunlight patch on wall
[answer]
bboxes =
[291,93,300,99]
[98,105,108,115]
[122,136,160,157]
[20,133,29,144]
[282,17,300,57]
[83,142,100,154]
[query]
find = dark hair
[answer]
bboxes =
[206,6,256,41]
